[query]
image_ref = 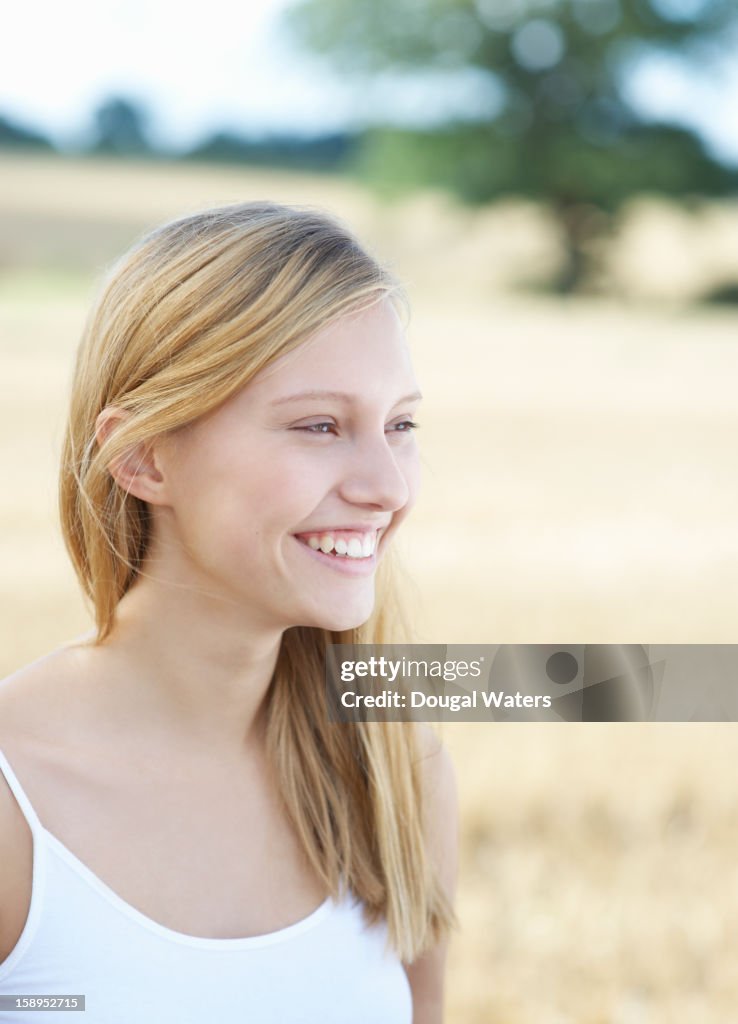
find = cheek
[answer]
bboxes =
[400,444,422,508]
[171,446,330,550]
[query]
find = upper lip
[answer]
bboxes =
[293,523,390,534]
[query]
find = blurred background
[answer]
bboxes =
[2,0,738,1020]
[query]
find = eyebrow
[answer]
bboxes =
[270,389,423,407]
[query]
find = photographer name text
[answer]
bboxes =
[340,690,552,711]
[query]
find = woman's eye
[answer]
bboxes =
[294,423,336,435]
[390,420,420,433]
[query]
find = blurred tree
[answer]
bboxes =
[90,97,153,155]
[286,0,738,292]
[185,129,358,170]
[0,113,54,150]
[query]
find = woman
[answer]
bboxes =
[0,202,458,1022]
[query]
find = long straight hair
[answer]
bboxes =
[59,201,456,961]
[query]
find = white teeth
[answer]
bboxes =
[301,531,378,558]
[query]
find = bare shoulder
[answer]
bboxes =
[0,641,97,964]
[0,641,92,743]
[0,641,85,834]
[0,650,71,964]
[0,642,90,872]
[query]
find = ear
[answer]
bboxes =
[95,407,167,504]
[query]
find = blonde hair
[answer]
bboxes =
[59,201,456,961]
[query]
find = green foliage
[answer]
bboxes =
[354,119,732,209]
[700,281,738,305]
[184,131,358,171]
[289,0,736,77]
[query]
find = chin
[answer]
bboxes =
[299,597,375,634]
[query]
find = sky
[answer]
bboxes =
[2,0,737,165]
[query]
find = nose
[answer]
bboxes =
[338,434,414,512]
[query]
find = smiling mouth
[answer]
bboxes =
[293,529,382,560]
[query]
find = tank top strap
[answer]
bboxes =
[0,746,45,837]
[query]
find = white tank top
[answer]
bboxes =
[0,748,412,1023]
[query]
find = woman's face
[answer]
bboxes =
[153,296,422,633]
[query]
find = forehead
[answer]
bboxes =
[247,297,418,404]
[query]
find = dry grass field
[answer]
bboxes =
[1,152,738,1022]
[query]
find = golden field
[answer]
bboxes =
[1,152,738,1022]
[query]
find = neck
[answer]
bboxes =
[76,568,285,759]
